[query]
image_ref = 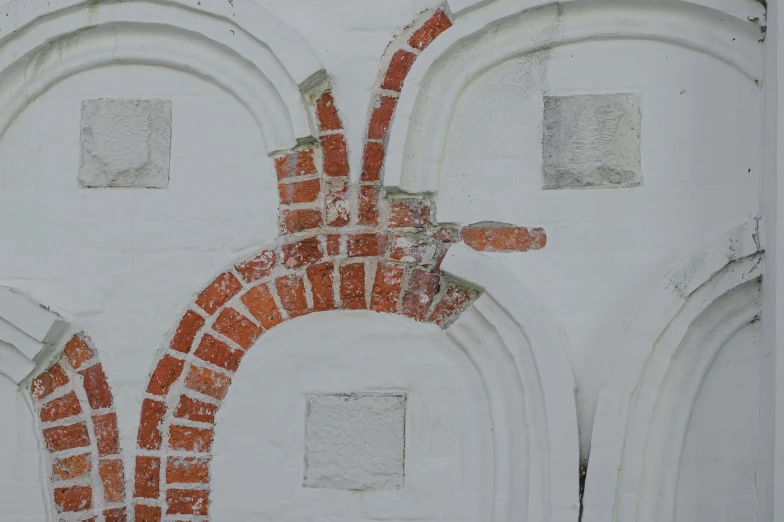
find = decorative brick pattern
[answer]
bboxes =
[29,334,126,521]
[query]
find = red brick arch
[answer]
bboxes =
[133,6,547,520]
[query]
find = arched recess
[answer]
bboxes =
[583,220,764,522]
[134,242,578,522]
[0,0,326,154]
[382,0,763,194]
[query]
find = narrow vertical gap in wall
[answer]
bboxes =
[578,460,587,522]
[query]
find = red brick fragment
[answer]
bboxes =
[348,233,388,257]
[54,485,92,513]
[275,150,317,180]
[104,507,127,522]
[166,489,209,515]
[99,459,125,503]
[278,178,320,205]
[174,395,217,424]
[461,223,547,252]
[43,423,90,452]
[281,208,323,234]
[389,199,431,228]
[370,263,405,313]
[185,366,231,400]
[40,391,82,423]
[316,91,342,131]
[409,10,452,50]
[64,336,95,370]
[147,355,185,396]
[362,142,385,181]
[32,364,69,401]
[276,275,309,318]
[170,310,205,354]
[307,263,336,311]
[137,400,166,451]
[429,286,472,327]
[194,334,244,372]
[325,179,350,227]
[52,453,91,480]
[135,504,161,522]
[169,425,213,452]
[241,284,284,330]
[368,96,397,140]
[282,237,323,269]
[93,412,120,456]
[382,49,417,92]
[134,456,160,499]
[234,250,276,283]
[166,457,210,484]
[80,364,113,410]
[401,269,440,321]
[389,233,441,265]
[326,234,341,256]
[322,134,349,177]
[358,186,380,226]
[212,307,262,349]
[195,272,242,315]
[340,263,366,310]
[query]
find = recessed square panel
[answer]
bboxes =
[79,98,172,188]
[304,393,406,490]
[542,94,641,189]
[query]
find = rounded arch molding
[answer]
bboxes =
[0,0,327,154]
[134,243,578,522]
[382,0,763,194]
[583,220,764,522]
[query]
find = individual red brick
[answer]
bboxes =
[362,142,385,182]
[169,425,213,452]
[137,400,166,451]
[401,269,440,321]
[146,355,185,396]
[166,457,210,484]
[429,286,472,328]
[80,364,112,410]
[174,395,217,424]
[461,223,547,252]
[382,49,417,92]
[52,453,91,480]
[275,150,317,180]
[241,284,284,330]
[276,275,308,318]
[339,263,366,310]
[409,10,452,50]
[234,250,276,283]
[278,178,320,205]
[185,366,231,400]
[326,234,341,256]
[194,334,244,372]
[322,134,349,177]
[134,456,160,499]
[348,233,388,257]
[195,272,242,315]
[325,179,350,227]
[166,489,209,515]
[54,485,92,512]
[63,336,95,370]
[389,233,441,265]
[135,504,161,522]
[389,199,431,228]
[316,91,342,131]
[307,263,336,311]
[282,237,323,268]
[281,208,323,234]
[43,423,90,452]
[93,412,120,456]
[368,96,398,140]
[212,308,262,349]
[358,186,380,226]
[40,391,82,423]
[103,507,127,522]
[170,310,205,354]
[31,364,69,401]
[370,263,405,313]
[99,459,125,503]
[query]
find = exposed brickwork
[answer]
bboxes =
[235,250,276,283]
[461,222,547,252]
[408,9,452,50]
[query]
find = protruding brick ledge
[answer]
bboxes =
[461,222,547,252]
[29,334,127,522]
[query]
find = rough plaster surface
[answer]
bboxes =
[542,94,642,189]
[79,98,172,188]
[304,393,406,490]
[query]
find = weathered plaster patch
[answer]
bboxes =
[79,98,172,188]
[304,393,406,490]
[542,94,642,189]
